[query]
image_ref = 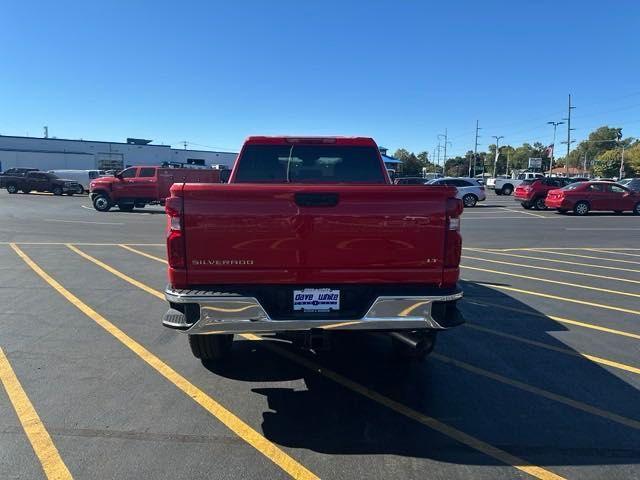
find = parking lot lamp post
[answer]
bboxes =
[491,135,504,178]
[547,121,564,175]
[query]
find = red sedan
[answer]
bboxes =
[546,181,640,215]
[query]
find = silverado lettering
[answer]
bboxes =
[162,136,465,363]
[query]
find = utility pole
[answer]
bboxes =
[620,144,626,179]
[469,120,481,177]
[562,94,576,175]
[182,141,188,150]
[43,126,49,139]
[547,121,564,175]
[438,129,451,175]
[491,135,504,178]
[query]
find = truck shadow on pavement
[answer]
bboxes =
[204,281,640,468]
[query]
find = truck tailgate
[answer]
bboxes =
[181,184,453,285]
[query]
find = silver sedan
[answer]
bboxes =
[427,177,487,207]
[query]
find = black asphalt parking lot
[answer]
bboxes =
[1,190,639,480]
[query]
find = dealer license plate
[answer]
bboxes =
[293,288,340,312]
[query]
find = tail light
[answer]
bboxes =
[166,196,185,269]
[444,198,462,269]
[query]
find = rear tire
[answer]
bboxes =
[188,334,233,360]
[6,184,18,194]
[462,193,478,208]
[502,184,514,196]
[52,186,63,196]
[76,185,85,194]
[534,197,547,210]
[92,193,112,212]
[521,202,532,210]
[574,201,590,216]
[633,203,640,216]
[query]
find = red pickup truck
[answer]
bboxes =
[89,166,221,211]
[162,136,464,362]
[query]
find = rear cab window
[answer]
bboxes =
[138,167,157,178]
[234,144,386,183]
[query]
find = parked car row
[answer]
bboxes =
[513,176,640,214]
[393,176,486,207]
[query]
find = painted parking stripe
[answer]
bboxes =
[69,245,565,479]
[463,248,640,274]
[464,300,640,341]
[461,255,640,285]
[461,265,640,300]
[43,219,124,226]
[501,207,546,218]
[463,323,640,376]
[119,244,166,263]
[11,244,319,480]
[0,348,73,480]
[531,249,640,265]
[465,280,640,316]
[587,249,640,258]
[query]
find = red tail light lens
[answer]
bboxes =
[165,196,185,268]
[445,198,462,268]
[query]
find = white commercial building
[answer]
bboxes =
[0,135,237,172]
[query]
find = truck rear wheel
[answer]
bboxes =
[501,184,514,196]
[188,334,233,360]
[92,193,112,212]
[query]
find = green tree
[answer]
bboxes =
[592,149,621,178]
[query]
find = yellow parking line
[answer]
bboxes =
[464,323,640,375]
[463,248,640,274]
[464,280,640,316]
[119,244,167,263]
[461,265,640,299]
[468,247,640,252]
[530,249,640,266]
[0,242,164,246]
[461,255,640,285]
[587,249,640,259]
[430,352,640,431]
[243,335,565,480]
[464,300,640,341]
[501,207,546,218]
[68,245,564,479]
[0,348,73,480]
[12,244,318,480]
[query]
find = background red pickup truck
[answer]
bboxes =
[162,136,464,362]
[89,166,221,211]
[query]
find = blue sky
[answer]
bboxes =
[1,0,639,158]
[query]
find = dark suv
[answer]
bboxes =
[0,171,80,195]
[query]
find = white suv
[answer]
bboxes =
[427,177,486,207]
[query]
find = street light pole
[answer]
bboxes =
[547,121,564,175]
[491,135,504,178]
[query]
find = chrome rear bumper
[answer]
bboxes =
[164,287,463,335]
